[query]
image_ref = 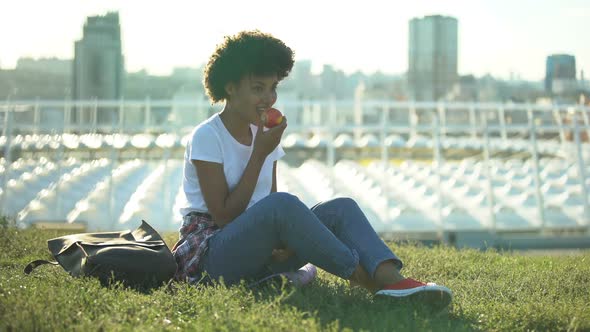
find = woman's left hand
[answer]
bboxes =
[271,248,295,262]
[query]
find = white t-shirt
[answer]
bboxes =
[179,113,285,217]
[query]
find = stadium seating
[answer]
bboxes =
[1,131,588,234]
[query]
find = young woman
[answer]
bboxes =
[172,30,452,308]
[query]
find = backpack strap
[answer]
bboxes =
[24,260,59,275]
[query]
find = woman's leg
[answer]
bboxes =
[200,192,359,285]
[310,197,405,289]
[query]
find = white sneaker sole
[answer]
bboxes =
[375,284,453,312]
[375,284,452,298]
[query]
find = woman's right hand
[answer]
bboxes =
[252,116,287,159]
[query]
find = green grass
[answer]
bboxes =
[1,224,589,331]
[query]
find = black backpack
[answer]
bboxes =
[24,220,177,290]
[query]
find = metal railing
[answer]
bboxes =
[1,98,589,234]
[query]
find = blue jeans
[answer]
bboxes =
[201,192,402,285]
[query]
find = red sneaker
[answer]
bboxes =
[375,278,452,311]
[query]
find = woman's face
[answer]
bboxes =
[227,74,278,125]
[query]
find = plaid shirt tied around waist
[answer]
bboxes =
[172,211,220,283]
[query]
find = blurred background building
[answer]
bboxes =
[73,12,124,124]
[16,57,71,75]
[408,15,458,101]
[545,54,577,95]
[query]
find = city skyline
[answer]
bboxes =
[1,0,589,81]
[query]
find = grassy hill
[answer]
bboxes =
[1,224,589,331]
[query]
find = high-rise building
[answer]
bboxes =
[545,54,576,94]
[73,12,124,124]
[408,15,458,101]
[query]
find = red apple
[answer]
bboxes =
[262,108,284,128]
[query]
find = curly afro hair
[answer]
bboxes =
[203,30,295,103]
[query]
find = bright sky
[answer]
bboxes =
[0,0,588,81]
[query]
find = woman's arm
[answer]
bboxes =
[194,155,265,228]
[196,120,287,228]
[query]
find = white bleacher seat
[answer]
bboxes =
[305,134,328,148]
[283,133,306,148]
[493,205,534,230]
[544,205,579,228]
[406,135,432,149]
[389,207,437,232]
[441,206,483,230]
[384,134,406,148]
[355,134,379,148]
[333,134,354,148]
